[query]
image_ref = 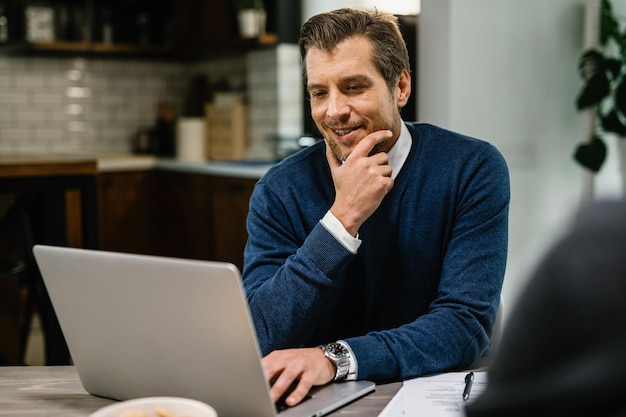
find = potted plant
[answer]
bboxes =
[237,0,265,39]
[574,0,626,176]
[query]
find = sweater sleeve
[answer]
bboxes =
[242,181,354,355]
[346,142,510,381]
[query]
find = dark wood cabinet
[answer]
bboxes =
[209,175,255,270]
[0,0,178,56]
[0,0,297,58]
[172,0,236,56]
[97,170,157,255]
[97,169,256,271]
[152,170,214,261]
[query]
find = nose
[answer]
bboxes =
[326,90,350,120]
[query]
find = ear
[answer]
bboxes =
[395,69,411,108]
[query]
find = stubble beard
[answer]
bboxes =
[326,137,348,163]
[325,121,396,162]
[326,136,391,163]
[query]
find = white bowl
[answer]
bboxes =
[90,397,218,417]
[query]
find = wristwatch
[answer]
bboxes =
[319,342,351,381]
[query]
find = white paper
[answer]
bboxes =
[378,371,487,417]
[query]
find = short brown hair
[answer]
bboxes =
[299,8,410,91]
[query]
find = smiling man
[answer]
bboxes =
[242,8,510,408]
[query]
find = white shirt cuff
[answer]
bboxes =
[320,211,362,254]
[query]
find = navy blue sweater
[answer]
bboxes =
[243,123,510,381]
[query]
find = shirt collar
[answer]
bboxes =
[387,121,412,179]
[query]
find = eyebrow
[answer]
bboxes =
[307,74,372,92]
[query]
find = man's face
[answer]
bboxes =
[305,36,410,162]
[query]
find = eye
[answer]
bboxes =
[346,84,366,93]
[309,90,327,100]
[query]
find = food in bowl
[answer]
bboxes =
[119,408,183,417]
[89,397,217,417]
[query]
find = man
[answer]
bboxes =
[242,8,510,407]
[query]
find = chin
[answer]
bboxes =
[326,139,350,162]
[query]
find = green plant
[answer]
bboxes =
[575,0,626,172]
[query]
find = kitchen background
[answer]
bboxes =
[0,35,301,161]
[0,0,419,366]
[0,0,417,160]
[1,0,625,365]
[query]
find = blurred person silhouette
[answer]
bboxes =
[465,199,626,417]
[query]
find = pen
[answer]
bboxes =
[463,371,474,401]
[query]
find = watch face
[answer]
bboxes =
[326,343,349,357]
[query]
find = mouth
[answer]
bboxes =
[329,125,362,140]
[333,127,357,135]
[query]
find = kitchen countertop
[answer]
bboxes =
[96,155,276,179]
[0,153,97,177]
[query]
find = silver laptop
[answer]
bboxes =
[33,245,374,417]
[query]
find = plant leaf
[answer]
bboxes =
[577,49,606,80]
[574,135,607,172]
[600,0,620,46]
[576,74,610,110]
[615,79,626,115]
[601,110,626,135]
[605,58,622,80]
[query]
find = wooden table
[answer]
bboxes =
[0,366,402,416]
[0,154,99,365]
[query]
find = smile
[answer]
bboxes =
[332,127,360,136]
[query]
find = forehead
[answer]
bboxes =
[305,36,380,86]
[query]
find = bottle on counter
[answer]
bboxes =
[132,126,154,155]
[136,11,150,46]
[101,6,113,44]
[154,100,176,157]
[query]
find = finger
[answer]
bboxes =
[269,370,299,404]
[380,164,393,178]
[370,150,389,166]
[347,129,392,160]
[285,378,314,407]
[261,354,281,381]
[368,151,392,178]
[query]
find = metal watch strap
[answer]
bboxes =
[320,342,351,381]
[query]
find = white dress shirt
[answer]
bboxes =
[319,122,412,380]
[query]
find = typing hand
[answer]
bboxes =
[263,347,335,407]
[326,130,394,236]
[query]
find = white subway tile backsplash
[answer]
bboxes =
[0,109,13,124]
[0,127,30,142]
[33,125,65,141]
[15,73,48,89]
[0,55,187,153]
[15,110,48,123]
[65,86,91,98]
[34,92,64,106]
[15,142,49,153]
[0,56,28,70]
[66,104,84,116]
[0,73,14,87]
[1,92,30,106]
[1,45,303,156]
